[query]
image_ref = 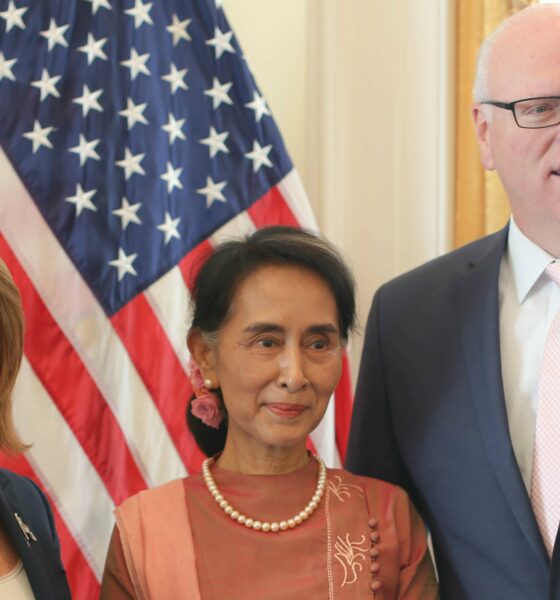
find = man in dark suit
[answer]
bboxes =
[346,4,560,599]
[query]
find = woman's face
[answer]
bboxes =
[205,265,343,458]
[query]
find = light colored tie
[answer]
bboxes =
[532,261,560,557]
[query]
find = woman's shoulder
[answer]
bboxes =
[0,468,42,494]
[0,468,51,512]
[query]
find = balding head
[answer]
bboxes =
[474,3,560,102]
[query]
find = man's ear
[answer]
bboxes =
[472,103,496,171]
[187,330,218,384]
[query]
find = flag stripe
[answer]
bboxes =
[335,356,353,464]
[13,357,114,577]
[247,185,300,228]
[111,294,205,473]
[209,209,257,246]
[144,265,192,373]
[278,171,318,229]
[0,235,147,505]
[178,239,213,293]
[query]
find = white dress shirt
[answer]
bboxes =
[499,217,560,492]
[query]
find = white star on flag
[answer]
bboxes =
[119,98,148,129]
[125,0,153,29]
[22,120,54,153]
[206,27,235,59]
[157,212,181,244]
[83,0,112,14]
[31,69,61,101]
[204,77,233,109]
[0,1,27,32]
[78,33,108,65]
[160,162,183,193]
[73,85,103,117]
[161,63,188,94]
[245,91,271,122]
[69,134,101,166]
[115,148,146,180]
[40,19,69,52]
[65,184,97,216]
[121,48,151,80]
[199,126,229,158]
[0,53,17,82]
[109,248,138,281]
[196,176,227,208]
[112,198,142,230]
[162,113,186,144]
[166,14,191,46]
[244,140,273,172]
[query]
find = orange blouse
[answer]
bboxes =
[101,460,438,599]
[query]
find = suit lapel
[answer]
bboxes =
[454,226,548,567]
[0,476,54,598]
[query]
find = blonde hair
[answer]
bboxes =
[0,260,28,453]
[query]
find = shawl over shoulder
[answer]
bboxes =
[113,478,201,600]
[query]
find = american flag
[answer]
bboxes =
[0,0,353,597]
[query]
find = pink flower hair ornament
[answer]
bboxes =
[187,358,224,430]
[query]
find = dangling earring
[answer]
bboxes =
[186,357,223,429]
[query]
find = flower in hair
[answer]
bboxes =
[187,357,223,429]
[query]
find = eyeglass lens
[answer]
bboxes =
[514,97,560,128]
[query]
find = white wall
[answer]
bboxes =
[223,0,309,189]
[224,0,455,380]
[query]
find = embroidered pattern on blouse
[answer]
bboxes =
[327,475,363,502]
[333,533,369,586]
[325,472,371,594]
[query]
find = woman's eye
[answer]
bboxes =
[309,339,328,350]
[257,338,276,348]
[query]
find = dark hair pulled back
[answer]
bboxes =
[186,226,356,456]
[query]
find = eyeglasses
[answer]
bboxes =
[480,96,560,129]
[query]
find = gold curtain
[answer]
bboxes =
[454,0,537,248]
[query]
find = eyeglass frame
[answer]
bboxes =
[480,96,560,129]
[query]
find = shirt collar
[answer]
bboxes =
[507,217,557,303]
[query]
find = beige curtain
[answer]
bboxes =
[454,0,537,248]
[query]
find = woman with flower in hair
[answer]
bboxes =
[100,226,438,599]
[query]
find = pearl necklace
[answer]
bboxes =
[202,455,327,533]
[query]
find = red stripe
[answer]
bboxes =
[334,354,353,463]
[178,239,213,292]
[0,453,99,600]
[247,186,300,228]
[0,237,147,504]
[111,294,206,473]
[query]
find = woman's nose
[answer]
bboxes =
[278,347,309,391]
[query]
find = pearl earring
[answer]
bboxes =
[204,378,213,389]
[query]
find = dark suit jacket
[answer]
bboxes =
[0,468,71,599]
[346,226,558,599]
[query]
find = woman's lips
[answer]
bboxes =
[265,403,307,418]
